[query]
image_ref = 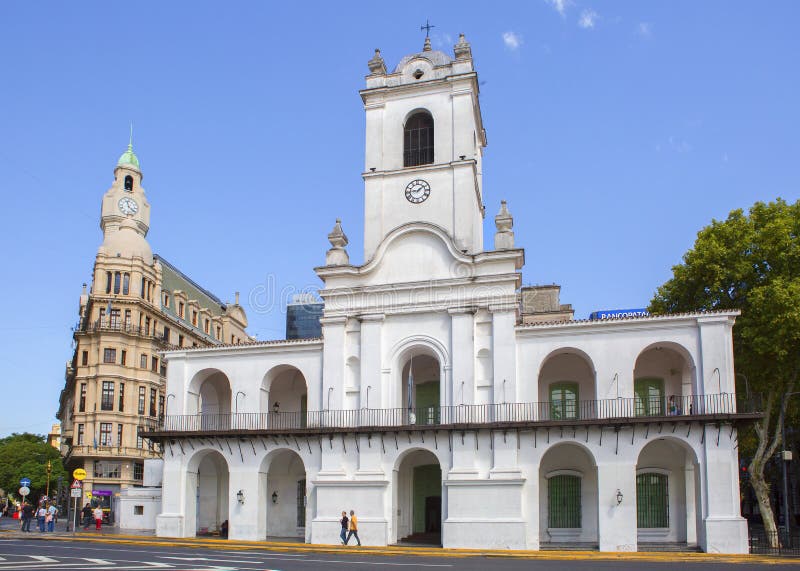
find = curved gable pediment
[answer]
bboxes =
[361,223,469,286]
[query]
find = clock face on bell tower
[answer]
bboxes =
[405,180,431,204]
[360,35,487,260]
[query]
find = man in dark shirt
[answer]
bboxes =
[81,504,93,529]
[340,511,349,545]
[20,503,33,532]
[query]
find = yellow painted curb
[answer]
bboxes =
[6,532,797,565]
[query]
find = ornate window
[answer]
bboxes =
[79,383,87,412]
[138,386,146,415]
[548,474,581,528]
[637,472,669,528]
[404,112,434,167]
[99,422,113,446]
[101,381,114,410]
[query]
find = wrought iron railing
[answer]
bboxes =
[139,393,757,435]
[749,528,800,556]
[75,319,167,343]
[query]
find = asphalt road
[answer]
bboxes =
[0,537,797,571]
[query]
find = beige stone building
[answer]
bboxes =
[57,143,249,511]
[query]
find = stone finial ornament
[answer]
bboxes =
[368,49,387,75]
[454,33,472,60]
[326,218,350,265]
[423,36,432,52]
[494,200,515,250]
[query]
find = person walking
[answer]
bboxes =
[93,506,103,531]
[20,502,33,532]
[339,511,349,545]
[36,505,46,532]
[81,503,92,529]
[346,510,361,546]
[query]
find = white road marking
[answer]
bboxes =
[30,556,59,563]
[84,559,113,565]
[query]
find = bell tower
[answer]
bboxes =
[360,34,487,260]
[96,139,154,270]
[100,139,151,239]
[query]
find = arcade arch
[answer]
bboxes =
[539,442,598,546]
[393,448,442,545]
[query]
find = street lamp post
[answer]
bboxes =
[781,392,799,543]
[45,460,52,500]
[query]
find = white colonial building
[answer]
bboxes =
[147,35,755,553]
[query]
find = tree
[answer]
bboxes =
[0,433,67,503]
[650,198,800,545]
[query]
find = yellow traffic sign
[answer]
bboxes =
[73,468,87,480]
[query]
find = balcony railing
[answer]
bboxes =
[139,393,760,436]
[75,319,168,343]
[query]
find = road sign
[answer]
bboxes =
[19,477,31,487]
[72,468,86,481]
[18,486,30,497]
[70,488,82,498]
[70,479,82,489]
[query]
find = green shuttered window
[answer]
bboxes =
[550,382,579,420]
[548,474,581,528]
[637,472,669,528]
[635,377,665,417]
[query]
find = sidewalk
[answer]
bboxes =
[1,524,795,566]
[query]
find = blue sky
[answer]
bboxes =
[1,1,798,437]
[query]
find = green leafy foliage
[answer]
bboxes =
[0,433,67,502]
[649,198,800,541]
[650,199,800,395]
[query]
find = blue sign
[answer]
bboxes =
[589,308,649,320]
[19,477,31,487]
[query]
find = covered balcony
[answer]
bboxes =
[139,393,761,439]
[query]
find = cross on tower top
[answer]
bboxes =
[420,19,435,38]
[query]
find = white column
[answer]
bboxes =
[596,460,637,552]
[156,457,187,537]
[228,467,262,541]
[701,438,748,553]
[449,309,474,407]
[321,316,347,414]
[491,306,517,406]
[360,314,384,410]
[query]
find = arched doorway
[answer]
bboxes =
[634,344,695,417]
[261,449,307,539]
[636,438,701,548]
[187,369,232,430]
[539,443,598,547]
[394,449,442,545]
[401,355,440,425]
[261,366,308,429]
[185,449,229,537]
[538,349,596,420]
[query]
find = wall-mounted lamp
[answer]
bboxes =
[272,401,280,414]
[237,490,245,505]
[272,491,278,504]
[616,489,624,505]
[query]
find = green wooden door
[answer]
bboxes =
[635,378,665,416]
[548,474,581,528]
[637,472,669,528]
[550,382,579,420]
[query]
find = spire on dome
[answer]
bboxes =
[117,124,140,170]
[423,36,432,52]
